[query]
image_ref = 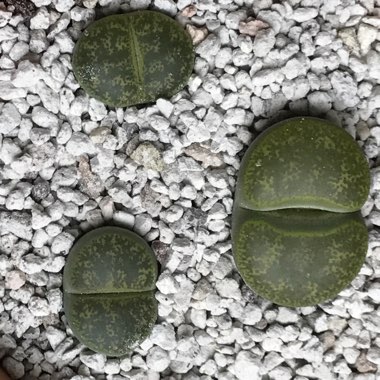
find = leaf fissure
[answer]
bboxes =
[129,22,144,91]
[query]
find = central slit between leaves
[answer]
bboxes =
[129,22,144,98]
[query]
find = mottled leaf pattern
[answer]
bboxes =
[233,209,368,307]
[237,117,370,212]
[72,11,194,107]
[64,227,157,293]
[65,292,157,356]
[63,227,158,356]
[232,118,370,307]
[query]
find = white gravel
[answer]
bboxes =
[0,0,380,379]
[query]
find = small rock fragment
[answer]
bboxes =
[130,142,165,171]
[2,356,24,379]
[292,7,318,23]
[5,270,26,290]
[233,351,260,380]
[181,5,196,18]
[357,23,377,56]
[146,346,170,372]
[66,132,96,156]
[80,351,106,371]
[150,323,176,350]
[0,211,32,240]
[184,144,223,168]
[51,232,75,255]
[4,0,36,17]
[338,28,360,55]
[78,156,104,198]
[0,103,21,134]
[356,352,378,373]
[238,18,269,36]
[186,24,208,45]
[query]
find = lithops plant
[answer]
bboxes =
[63,227,158,356]
[232,117,370,307]
[72,10,194,108]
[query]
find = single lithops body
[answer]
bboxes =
[72,11,194,107]
[63,227,158,356]
[233,117,370,307]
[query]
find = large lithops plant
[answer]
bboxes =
[63,227,158,356]
[232,117,370,307]
[72,10,194,108]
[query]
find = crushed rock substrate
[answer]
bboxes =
[0,0,380,379]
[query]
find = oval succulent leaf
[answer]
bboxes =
[237,117,370,212]
[63,227,158,356]
[72,11,194,108]
[64,227,157,294]
[65,292,157,357]
[232,208,368,307]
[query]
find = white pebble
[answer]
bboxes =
[240,304,262,325]
[80,352,106,371]
[253,29,276,58]
[156,271,180,294]
[156,98,174,118]
[215,278,241,300]
[292,7,318,23]
[190,309,207,329]
[233,351,260,380]
[28,296,50,317]
[146,346,170,372]
[51,232,75,254]
[5,270,26,290]
[30,8,50,30]
[357,23,377,56]
[66,132,96,156]
[154,0,177,16]
[150,323,176,350]
[54,0,75,12]
[0,103,21,134]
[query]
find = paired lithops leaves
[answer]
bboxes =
[63,227,158,356]
[72,10,194,108]
[233,117,370,307]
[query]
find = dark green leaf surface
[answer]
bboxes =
[232,208,368,307]
[64,227,157,294]
[65,292,157,356]
[72,11,194,107]
[237,117,370,212]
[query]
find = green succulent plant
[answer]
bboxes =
[63,227,158,356]
[72,10,194,108]
[232,117,370,307]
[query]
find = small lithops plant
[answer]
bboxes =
[232,117,370,307]
[72,10,194,108]
[63,227,158,356]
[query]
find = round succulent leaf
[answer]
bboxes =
[236,117,370,212]
[63,226,158,294]
[232,208,368,307]
[72,11,194,107]
[64,292,157,356]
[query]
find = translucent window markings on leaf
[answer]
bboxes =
[311,166,322,180]
[81,304,95,320]
[129,22,144,97]
[148,61,165,75]
[232,118,370,306]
